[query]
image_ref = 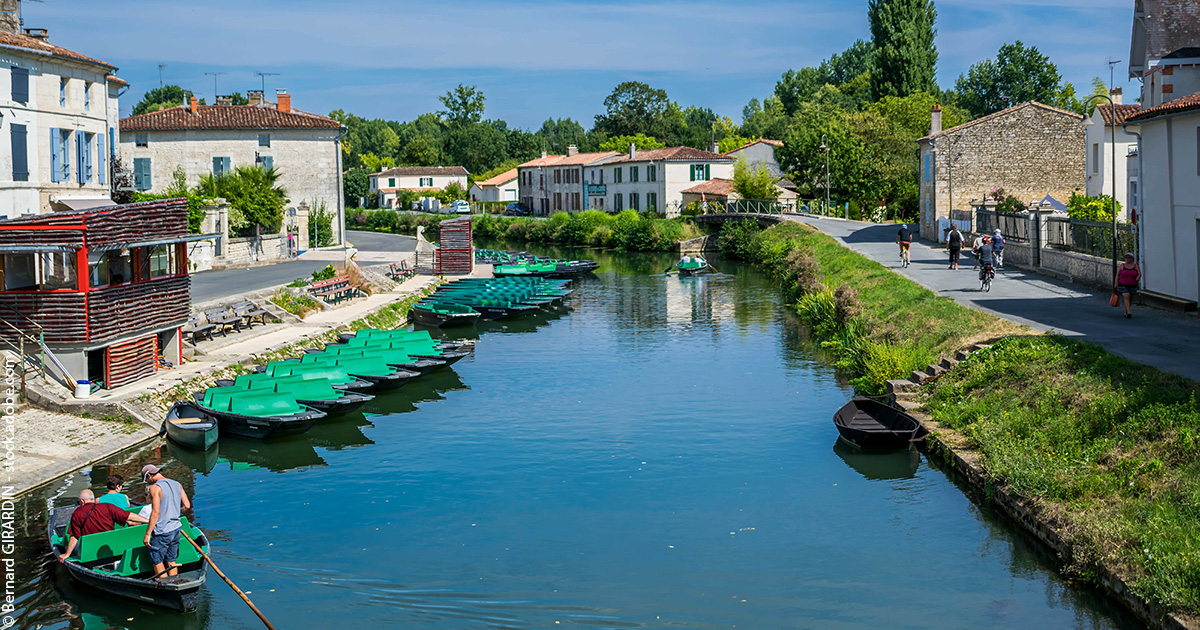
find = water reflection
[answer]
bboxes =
[217,435,325,473]
[833,439,922,480]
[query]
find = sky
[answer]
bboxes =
[30,0,1141,129]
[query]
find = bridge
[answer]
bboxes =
[691,212,789,229]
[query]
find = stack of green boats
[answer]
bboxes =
[414,277,573,322]
[475,249,600,278]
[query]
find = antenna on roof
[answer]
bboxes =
[157,63,167,90]
[255,71,280,94]
[1107,58,1123,92]
[204,72,226,103]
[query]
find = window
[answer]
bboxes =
[615,167,622,183]
[144,245,178,279]
[84,82,90,110]
[259,134,270,147]
[135,133,148,147]
[555,169,561,184]
[647,192,657,213]
[1092,143,1099,174]
[213,156,231,177]
[10,124,27,182]
[0,253,76,291]
[10,66,28,104]
[88,249,132,287]
[554,192,562,210]
[133,157,152,191]
[539,174,544,188]
[630,166,638,182]
[50,128,70,182]
[420,176,433,187]
[257,155,273,171]
[388,177,396,187]
[614,192,623,212]
[573,192,580,210]
[59,77,67,107]
[630,192,639,211]
[97,131,105,185]
[1130,181,1138,209]
[690,164,710,181]
[76,131,94,183]
[648,164,657,182]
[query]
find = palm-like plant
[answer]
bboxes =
[197,166,288,236]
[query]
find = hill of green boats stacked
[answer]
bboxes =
[475,249,600,279]
[413,276,575,324]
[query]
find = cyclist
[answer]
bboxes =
[971,232,985,269]
[978,236,996,283]
[896,224,914,265]
[992,229,1005,269]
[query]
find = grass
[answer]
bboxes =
[270,288,322,318]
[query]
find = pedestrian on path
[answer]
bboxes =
[992,229,1005,269]
[1115,253,1141,319]
[141,464,191,579]
[946,225,963,270]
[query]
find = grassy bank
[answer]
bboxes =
[736,220,1200,614]
[347,209,702,252]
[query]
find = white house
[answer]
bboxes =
[119,90,346,243]
[369,165,468,209]
[1084,90,1140,217]
[471,168,518,202]
[596,146,735,217]
[518,148,620,215]
[0,25,123,218]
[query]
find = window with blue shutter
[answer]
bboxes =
[49,128,61,182]
[81,133,94,182]
[60,78,67,107]
[97,132,105,184]
[260,155,273,171]
[10,124,27,181]
[133,157,151,191]
[10,67,28,104]
[76,130,86,183]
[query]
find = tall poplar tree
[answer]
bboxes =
[868,0,938,100]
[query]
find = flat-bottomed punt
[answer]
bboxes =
[162,401,219,450]
[832,397,928,450]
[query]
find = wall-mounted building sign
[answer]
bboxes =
[586,184,607,196]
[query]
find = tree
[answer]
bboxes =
[198,166,287,236]
[537,118,587,154]
[343,167,371,208]
[732,159,778,199]
[438,84,486,128]
[228,92,249,105]
[868,92,969,139]
[741,97,789,141]
[131,85,196,116]
[868,0,938,100]
[400,134,441,166]
[594,81,671,138]
[954,41,1062,117]
[598,133,665,153]
[444,123,507,175]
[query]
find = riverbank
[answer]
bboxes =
[738,221,1200,624]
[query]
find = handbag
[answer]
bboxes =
[1110,291,1120,307]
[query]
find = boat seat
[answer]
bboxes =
[229,392,305,417]
[847,411,885,428]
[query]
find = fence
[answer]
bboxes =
[976,209,1030,243]
[1044,216,1137,258]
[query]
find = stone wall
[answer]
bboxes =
[224,234,288,265]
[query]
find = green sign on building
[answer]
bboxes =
[586,184,607,196]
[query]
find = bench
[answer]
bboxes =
[203,307,245,337]
[182,315,216,344]
[73,518,204,577]
[387,260,416,281]
[308,275,359,304]
[231,300,272,327]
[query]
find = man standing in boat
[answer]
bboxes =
[57,489,150,562]
[141,464,192,579]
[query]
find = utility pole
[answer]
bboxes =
[255,71,280,94]
[205,72,226,102]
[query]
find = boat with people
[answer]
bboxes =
[48,508,210,611]
[675,255,714,276]
[192,388,326,439]
[162,401,219,451]
[832,397,928,450]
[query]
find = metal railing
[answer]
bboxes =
[1044,216,1137,258]
[976,209,1030,243]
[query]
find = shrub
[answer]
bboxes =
[719,219,762,260]
[311,264,337,282]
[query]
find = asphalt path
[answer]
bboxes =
[790,215,1200,383]
[190,231,415,304]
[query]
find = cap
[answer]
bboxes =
[994,229,1001,234]
[982,236,991,242]
[1124,252,1135,258]
[140,464,162,480]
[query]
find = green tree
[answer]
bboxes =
[228,92,249,105]
[400,134,441,166]
[438,84,486,128]
[537,118,587,154]
[131,85,196,116]
[732,159,778,199]
[343,167,371,208]
[309,199,335,247]
[594,81,671,138]
[954,41,1062,116]
[868,92,969,138]
[198,166,287,236]
[868,0,939,100]
[598,133,665,153]
[444,123,507,175]
[741,97,789,140]
[774,40,875,115]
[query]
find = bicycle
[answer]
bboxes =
[899,243,910,268]
[979,265,995,292]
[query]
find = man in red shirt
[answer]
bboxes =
[57,489,149,562]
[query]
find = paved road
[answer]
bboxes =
[789,215,1200,382]
[190,231,415,304]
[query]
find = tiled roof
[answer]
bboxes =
[609,146,734,164]
[0,30,114,69]
[477,169,518,187]
[554,151,620,166]
[1097,103,1142,125]
[375,165,469,177]
[919,101,1083,142]
[1125,91,1200,122]
[518,155,563,168]
[106,75,129,87]
[120,103,341,131]
[681,178,735,196]
[724,138,783,154]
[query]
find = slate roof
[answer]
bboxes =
[1097,103,1142,125]
[681,178,735,196]
[609,146,734,164]
[0,30,114,69]
[1132,0,1200,72]
[375,166,469,177]
[919,101,1083,142]
[1125,90,1200,122]
[120,103,341,131]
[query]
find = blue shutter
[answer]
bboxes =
[213,157,222,176]
[97,132,106,185]
[108,127,116,158]
[10,67,28,103]
[76,130,86,183]
[924,155,930,181]
[261,156,273,170]
[134,157,151,191]
[224,157,231,174]
[50,129,61,182]
[10,124,27,181]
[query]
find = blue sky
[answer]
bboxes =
[35,0,1138,128]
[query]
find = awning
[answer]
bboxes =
[0,245,77,253]
[91,232,222,252]
[48,196,115,212]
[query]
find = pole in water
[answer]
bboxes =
[180,529,278,630]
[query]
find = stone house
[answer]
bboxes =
[369,165,468,209]
[1084,91,1140,219]
[118,90,346,244]
[0,19,125,218]
[469,168,518,202]
[518,148,620,216]
[916,102,1085,241]
[599,146,735,217]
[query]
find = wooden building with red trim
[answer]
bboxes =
[0,198,200,389]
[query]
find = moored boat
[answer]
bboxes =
[192,389,326,439]
[832,396,928,450]
[48,507,210,612]
[162,401,219,451]
[411,301,481,327]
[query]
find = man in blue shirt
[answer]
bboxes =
[991,229,1006,269]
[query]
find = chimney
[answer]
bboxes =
[540,150,547,159]
[710,140,719,154]
[248,90,264,106]
[23,27,48,41]
[216,95,232,106]
[1110,87,1123,105]
[190,95,198,114]
[276,89,290,113]
[628,142,636,160]
[0,0,19,34]
[566,144,578,156]
[930,104,942,136]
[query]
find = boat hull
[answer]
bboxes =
[832,396,927,450]
[163,402,219,451]
[411,305,482,328]
[193,402,324,439]
[299,392,372,417]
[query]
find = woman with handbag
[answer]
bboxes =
[1114,253,1141,319]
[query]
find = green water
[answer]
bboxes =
[10,246,1139,629]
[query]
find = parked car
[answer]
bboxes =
[504,202,531,216]
[449,200,471,215]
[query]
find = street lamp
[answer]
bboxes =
[819,134,830,216]
[1081,94,1120,283]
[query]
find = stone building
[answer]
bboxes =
[118,90,346,244]
[598,146,735,217]
[368,165,468,209]
[517,148,620,216]
[0,15,125,218]
[917,102,1085,241]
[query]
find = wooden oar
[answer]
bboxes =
[180,529,278,630]
[663,263,676,274]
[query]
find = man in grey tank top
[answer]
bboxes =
[141,464,192,578]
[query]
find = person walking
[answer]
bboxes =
[1115,253,1141,319]
[946,225,964,270]
[992,229,1005,269]
[141,464,192,579]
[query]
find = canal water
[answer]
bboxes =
[12,247,1138,630]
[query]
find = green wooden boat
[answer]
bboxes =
[412,301,481,327]
[162,401,219,451]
